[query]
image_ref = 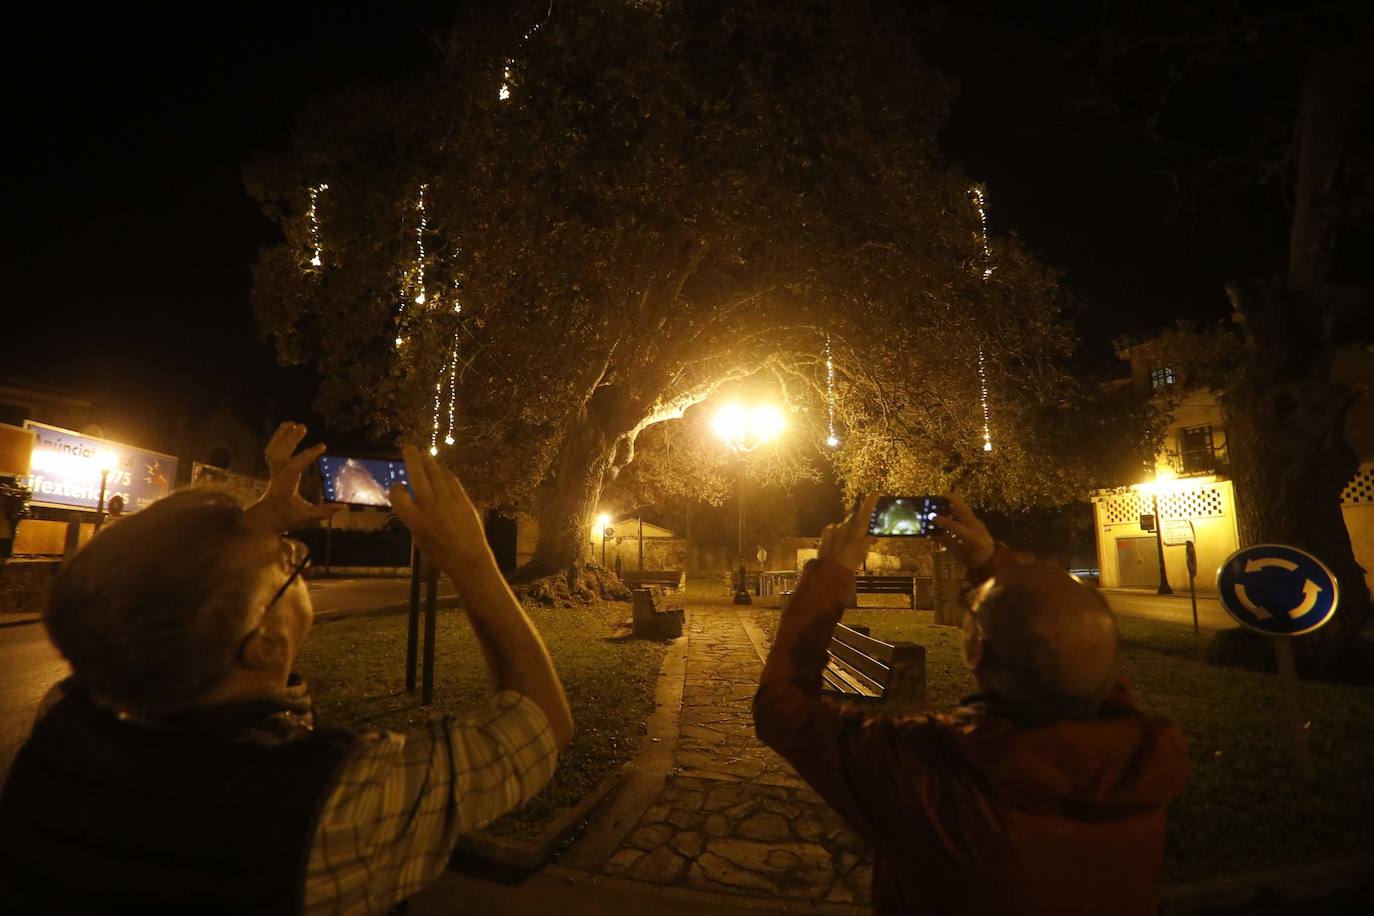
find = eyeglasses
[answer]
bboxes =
[266,538,312,613]
[237,538,311,660]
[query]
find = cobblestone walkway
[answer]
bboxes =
[602,604,873,906]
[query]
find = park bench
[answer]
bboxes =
[821,623,926,706]
[631,586,685,639]
[852,574,917,609]
[623,569,686,591]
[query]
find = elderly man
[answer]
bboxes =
[0,424,572,915]
[754,494,1189,916]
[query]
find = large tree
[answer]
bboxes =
[249,0,1075,587]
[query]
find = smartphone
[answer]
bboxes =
[867,495,948,537]
[317,455,411,508]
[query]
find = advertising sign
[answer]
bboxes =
[1161,518,1195,547]
[24,421,177,514]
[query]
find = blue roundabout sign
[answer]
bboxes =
[1216,544,1339,637]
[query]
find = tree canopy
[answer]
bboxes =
[249,0,1088,580]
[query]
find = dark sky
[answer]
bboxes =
[3,1,1351,448]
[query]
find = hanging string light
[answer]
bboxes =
[444,345,458,447]
[970,184,995,452]
[413,182,428,307]
[307,183,328,269]
[395,183,430,349]
[429,378,442,456]
[824,334,839,448]
[498,4,552,100]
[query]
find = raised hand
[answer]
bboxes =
[389,446,491,571]
[243,422,341,535]
[818,493,880,572]
[933,494,995,570]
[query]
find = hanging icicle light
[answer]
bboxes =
[306,183,328,269]
[413,183,428,306]
[824,334,839,449]
[970,184,996,452]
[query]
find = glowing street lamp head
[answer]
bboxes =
[596,512,611,532]
[713,402,785,452]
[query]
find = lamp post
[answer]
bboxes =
[596,513,611,566]
[1142,471,1175,596]
[712,403,785,605]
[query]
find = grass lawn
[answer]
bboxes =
[296,600,666,839]
[753,607,1374,883]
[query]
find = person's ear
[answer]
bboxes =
[239,624,291,672]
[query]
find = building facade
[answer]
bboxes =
[1093,345,1374,595]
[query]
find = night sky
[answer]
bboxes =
[4,2,1349,448]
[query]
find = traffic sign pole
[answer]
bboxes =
[1271,637,1315,781]
[1216,543,1337,783]
[1185,540,1199,634]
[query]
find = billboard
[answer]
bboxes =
[24,421,178,514]
[191,462,268,502]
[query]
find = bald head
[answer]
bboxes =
[965,563,1119,719]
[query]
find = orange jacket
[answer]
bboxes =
[753,554,1189,915]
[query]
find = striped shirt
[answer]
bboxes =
[304,690,557,914]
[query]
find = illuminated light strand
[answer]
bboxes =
[395,183,430,350]
[307,183,328,269]
[824,334,839,449]
[413,182,428,307]
[498,6,550,101]
[445,344,458,446]
[429,378,442,455]
[970,184,995,453]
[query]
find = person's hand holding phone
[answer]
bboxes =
[244,422,342,535]
[933,494,995,570]
[389,446,491,572]
[818,493,880,572]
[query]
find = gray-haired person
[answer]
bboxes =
[0,424,572,914]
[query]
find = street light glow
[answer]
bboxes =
[596,512,610,531]
[712,402,785,453]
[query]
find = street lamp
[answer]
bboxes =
[1140,469,1175,596]
[596,512,612,566]
[713,403,785,605]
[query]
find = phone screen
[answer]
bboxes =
[317,455,410,507]
[867,495,948,537]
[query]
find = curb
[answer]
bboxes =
[0,614,42,630]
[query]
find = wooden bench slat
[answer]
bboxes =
[822,661,881,698]
[834,624,896,663]
[827,641,890,692]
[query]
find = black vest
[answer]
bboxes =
[0,688,355,915]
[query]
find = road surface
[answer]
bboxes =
[1102,589,1234,630]
[0,577,450,779]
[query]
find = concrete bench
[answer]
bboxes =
[820,623,925,706]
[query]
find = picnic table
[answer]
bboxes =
[756,569,799,597]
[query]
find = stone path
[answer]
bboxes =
[601,604,874,906]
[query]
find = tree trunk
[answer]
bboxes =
[1222,282,1371,678]
[1219,45,1373,680]
[517,381,642,590]
[519,408,615,584]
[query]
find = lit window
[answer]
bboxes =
[1150,366,1175,389]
